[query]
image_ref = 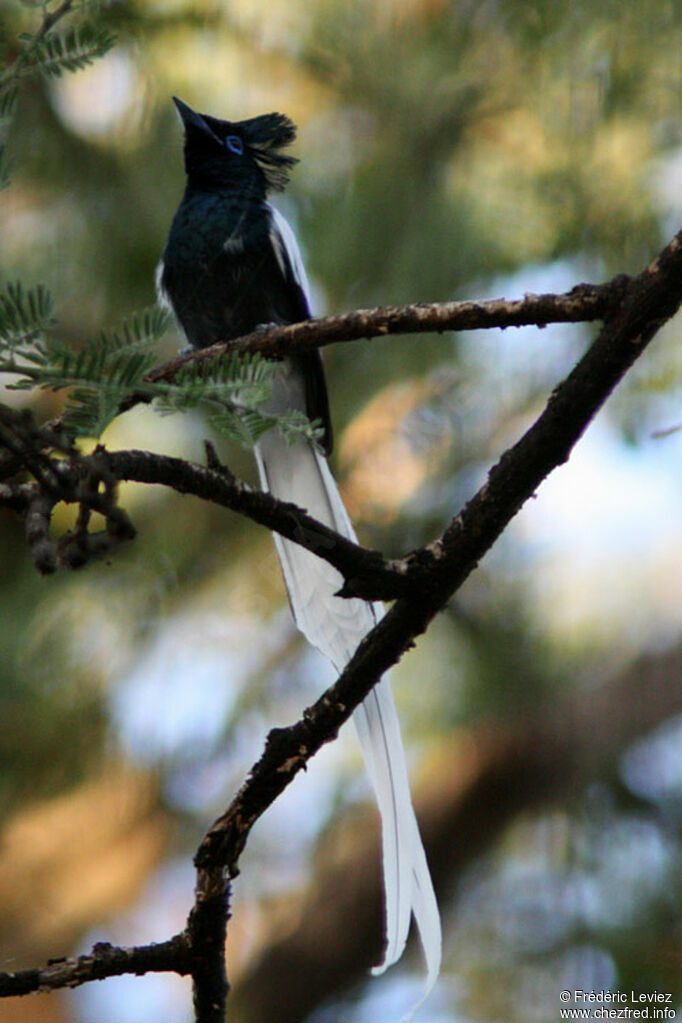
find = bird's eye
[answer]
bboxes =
[225,135,244,155]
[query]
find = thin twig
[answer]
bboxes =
[0,935,192,997]
[0,0,74,85]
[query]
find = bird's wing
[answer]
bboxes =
[257,207,442,1011]
[267,206,332,451]
[268,205,313,317]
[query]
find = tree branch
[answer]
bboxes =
[0,0,74,88]
[0,411,137,573]
[187,869,231,1023]
[0,239,672,595]
[350,228,682,598]
[107,446,387,576]
[0,935,192,997]
[138,275,631,397]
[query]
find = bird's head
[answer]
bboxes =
[172,96,298,194]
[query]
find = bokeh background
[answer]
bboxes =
[2,1,682,1021]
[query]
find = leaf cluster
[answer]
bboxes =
[0,0,116,190]
[0,282,323,446]
[156,357,324,448]
[16,18,116,80]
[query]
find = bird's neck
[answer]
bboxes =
[177,181,267,244]
[183,155,264,199]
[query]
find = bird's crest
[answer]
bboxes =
[202,110,298,192]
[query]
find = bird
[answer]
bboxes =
[157,96,441,1016]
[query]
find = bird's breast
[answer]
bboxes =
[160,192,274,347]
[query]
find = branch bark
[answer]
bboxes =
[0,936,192,997]
[137,275,630,397]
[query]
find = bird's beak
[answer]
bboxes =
[172,96,212,136]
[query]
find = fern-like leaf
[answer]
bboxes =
[1,303,169,437]
[152,352,324,448]
[0,144,14,191]
[96,306,171,356]
[30,22,116,78]
[60,384,120,438]
[0,85,17,124]
[36,307,167,436]
[276,409,325,447]
[206,405,275,446]
[0,282,55,347]
[154,353,277,417]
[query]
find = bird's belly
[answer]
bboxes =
[166,253,282,348]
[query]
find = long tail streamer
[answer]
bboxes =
[255,424,441,1017]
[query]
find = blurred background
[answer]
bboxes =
[2,0,682,1020]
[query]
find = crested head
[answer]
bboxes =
[172,96,298,193]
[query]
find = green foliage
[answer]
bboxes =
[17,20,116,79]
[0,281,55,344]
[0,80,17,191]
[0,295,164,435]
[45,309,167,437]
[0,289,322,445]
[156,356,325,448]
[0,2,116,191]
[154,352,277,417]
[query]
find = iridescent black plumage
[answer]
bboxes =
[158,97,331,451]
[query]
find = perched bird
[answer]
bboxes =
[158,97,441,1015]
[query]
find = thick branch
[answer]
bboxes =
[345,232,682,598]
[187,869,231,1023]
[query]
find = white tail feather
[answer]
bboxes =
[255,416,441,1012]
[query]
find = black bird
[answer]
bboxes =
[158,97,441,1014]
